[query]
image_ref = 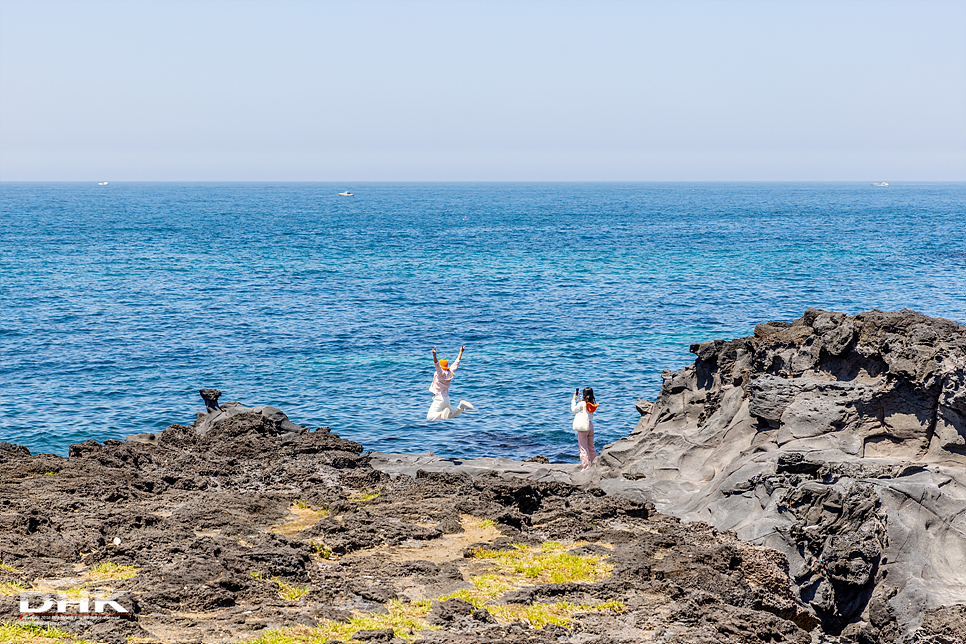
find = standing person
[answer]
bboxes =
[571,387,598,469]
[427,345,474,421]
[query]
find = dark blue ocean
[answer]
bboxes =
[1,182,964,461]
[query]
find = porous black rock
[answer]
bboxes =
[0,398,816,644]
[427,598,473,624]
[0,441,30,456]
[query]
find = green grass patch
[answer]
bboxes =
[246,598,436,644]
[293,500,329,516]
[0,561,19,574]
[437,588,487,609]
[247,538,619,641]
[0,581,27,596]
[471,574,512,597]
[539,540,568,552]
[410,599,433,611]
[251,572,311,600]
[348,490,380,503]
[87,561,137,581]
[308,541,333,559]
[274,578,310,601]
[439,542,615,617]
[0,622,101,643]
[437,586,624,629]
[461,516,497,529]
[488,599,625,628]
[471,541,612,584]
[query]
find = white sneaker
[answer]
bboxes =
[459,400,474,410]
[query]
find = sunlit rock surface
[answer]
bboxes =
[592,308,966,639]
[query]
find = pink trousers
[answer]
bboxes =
[577,428,597,469]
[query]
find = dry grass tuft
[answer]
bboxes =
[87,561,137,581]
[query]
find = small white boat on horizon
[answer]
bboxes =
[98,181,109,186]
[871,182,889,187]
[338,190,353,196]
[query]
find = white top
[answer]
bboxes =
[571,398,596,431]
[429,357,461,396]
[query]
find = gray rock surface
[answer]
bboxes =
[368,451,584,484]
[587,308,966,639]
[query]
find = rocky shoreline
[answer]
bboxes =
[2,308,965,644]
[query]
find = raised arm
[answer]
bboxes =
[447,345,465,372]
[432,346,438,365]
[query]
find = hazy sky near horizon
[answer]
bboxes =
[1,0,964,181]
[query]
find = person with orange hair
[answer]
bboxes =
[427,345,474,421]
[571,387,599,469]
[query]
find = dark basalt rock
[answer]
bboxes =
[199,388,222,412]
[352,628,396,641]
[0,441,30,456]
[0,396,823,644]
[427,598,474,624]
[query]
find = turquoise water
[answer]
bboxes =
[1,182,964,460]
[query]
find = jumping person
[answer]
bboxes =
[427,345,474,421]
[571,387,598,469]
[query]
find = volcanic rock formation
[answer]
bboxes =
[0,403,821,644]
[593,308,966,641]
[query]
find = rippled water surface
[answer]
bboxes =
[1,182,964,459]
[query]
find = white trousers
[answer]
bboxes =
[427,395,468,421]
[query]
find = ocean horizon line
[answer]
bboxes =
[3,179,964,185]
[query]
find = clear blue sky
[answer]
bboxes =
[1,0,963,181]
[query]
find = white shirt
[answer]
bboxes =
[429,357,460,396]
[571,398,597,431]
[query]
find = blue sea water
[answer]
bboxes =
[1,182,964,461]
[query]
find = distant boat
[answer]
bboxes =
[98,181,109,186]
[871,182,889,187]
[338,190,353,196]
